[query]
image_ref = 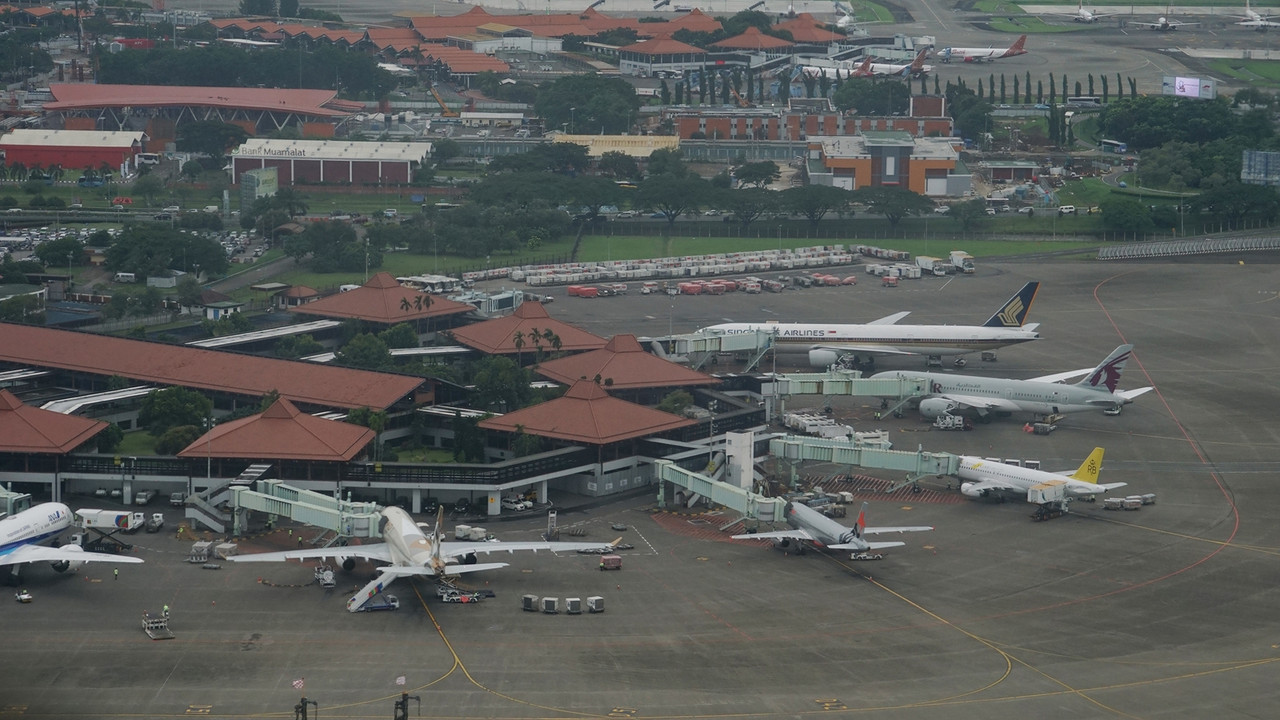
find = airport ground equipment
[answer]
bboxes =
[142,608,174,640]
[314,565,335,588]
[72,509,139,553]
[542,597,559,614]
[187,541,212,563]
[0,488,32,518]
[357,593,399,611]
[15,589,32,603]
[587,596,605,613]
[522,594,539,611]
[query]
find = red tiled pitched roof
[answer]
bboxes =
[618,37,707,56]
[0,389,106,454]
[447,301,606,355]
[711,26,794,49]
[177,398,374,462]
[773,14,844,43]
[535,334,719,390]
[0,323,422,411]
[478,379,693,444]
[291,272,473,324]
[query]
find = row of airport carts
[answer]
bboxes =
[522,595,605,614]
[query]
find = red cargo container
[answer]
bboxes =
[577,286,599,298]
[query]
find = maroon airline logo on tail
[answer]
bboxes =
[1004,35,1028,57]
[1087,350,1130,392]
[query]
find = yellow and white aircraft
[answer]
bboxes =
[957,447,1127,500]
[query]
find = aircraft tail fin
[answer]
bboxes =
[856,55,872,75]
[982,281,1039,328]
[1075,344,1135,392]
[853,501,867,538]
[908,49,927,75]
[1007,34,1028,55]
[1069,447,1105,484]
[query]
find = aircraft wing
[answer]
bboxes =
[1082,387,1152,406]
[961,479,1020,495]
[0,544,144,566]
[439,540,615,558]
[730,528,816,542]
[830,540,905,550]
[813,343,917,357]
[931,393,1022,414]
[868,311,910,325]
[373,563,511,577]
[862,525,934,535]
[1065,480,1127,495]
[1029,368,1092,383]
[227,544,395,564]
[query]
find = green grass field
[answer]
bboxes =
[1208,59,1280,88]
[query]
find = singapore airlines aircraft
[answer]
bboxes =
[732,501,932,554]
[1,502,144,578]
[873,344,1153,420]
[937,35,1028,63]
[229,506,614,612]
[698,281,1040,368]
[957,447,1127,500]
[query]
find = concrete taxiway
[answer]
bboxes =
[4,257,1280,719]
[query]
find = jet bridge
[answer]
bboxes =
[650,330,776,371]
[765,369,930,418]
[230,479,383,543]
[653,460,785,523]
[769,435,960,492]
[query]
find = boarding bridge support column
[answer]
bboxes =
[654,460,784,522]
[486,490,501,517]
[411,488,421,514]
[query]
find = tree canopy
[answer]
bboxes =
[853,186,935,228]
[534,75,641,135]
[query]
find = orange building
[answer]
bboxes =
[806,131,968,196]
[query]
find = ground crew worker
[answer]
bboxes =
[163,604,169,617]
[114,568,118,580]
[298,535,304,547]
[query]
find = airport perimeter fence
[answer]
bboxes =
[1097,236,1280,260]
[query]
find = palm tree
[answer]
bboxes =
[542,328,560,356]
[512,330,525,364]
[527,326,543,361]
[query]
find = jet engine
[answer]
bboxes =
[960,483,988,499]
[808,349,842,368]
[342,558,356,571]
[51,545,87,573]
[460,553,478,565]
[918,398,957,418]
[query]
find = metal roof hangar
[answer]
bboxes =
[43,84,356,137]
[230,138,434,186]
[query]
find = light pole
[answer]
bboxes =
[570,107,576,134]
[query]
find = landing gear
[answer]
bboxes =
[953,357,967,367]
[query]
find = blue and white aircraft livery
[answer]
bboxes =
[230,506,616,612]
[874,344,1153,420]
[1,502,144,575]
[699,282,1040,368]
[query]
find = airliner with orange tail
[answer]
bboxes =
[938,35,1028,63]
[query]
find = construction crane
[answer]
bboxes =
[730,85,752,108]
[586,0,606,8]
[430,85,459,118]
[747,0,765,9]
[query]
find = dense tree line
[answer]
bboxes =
[1099,96,1272,151]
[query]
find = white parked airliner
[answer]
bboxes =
[957,447,1127,500]
[873,344,1153,420]
[732,501,932,554]
[229,506,614,612]
[937,35,1028,63]
[698,282,1040,368]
